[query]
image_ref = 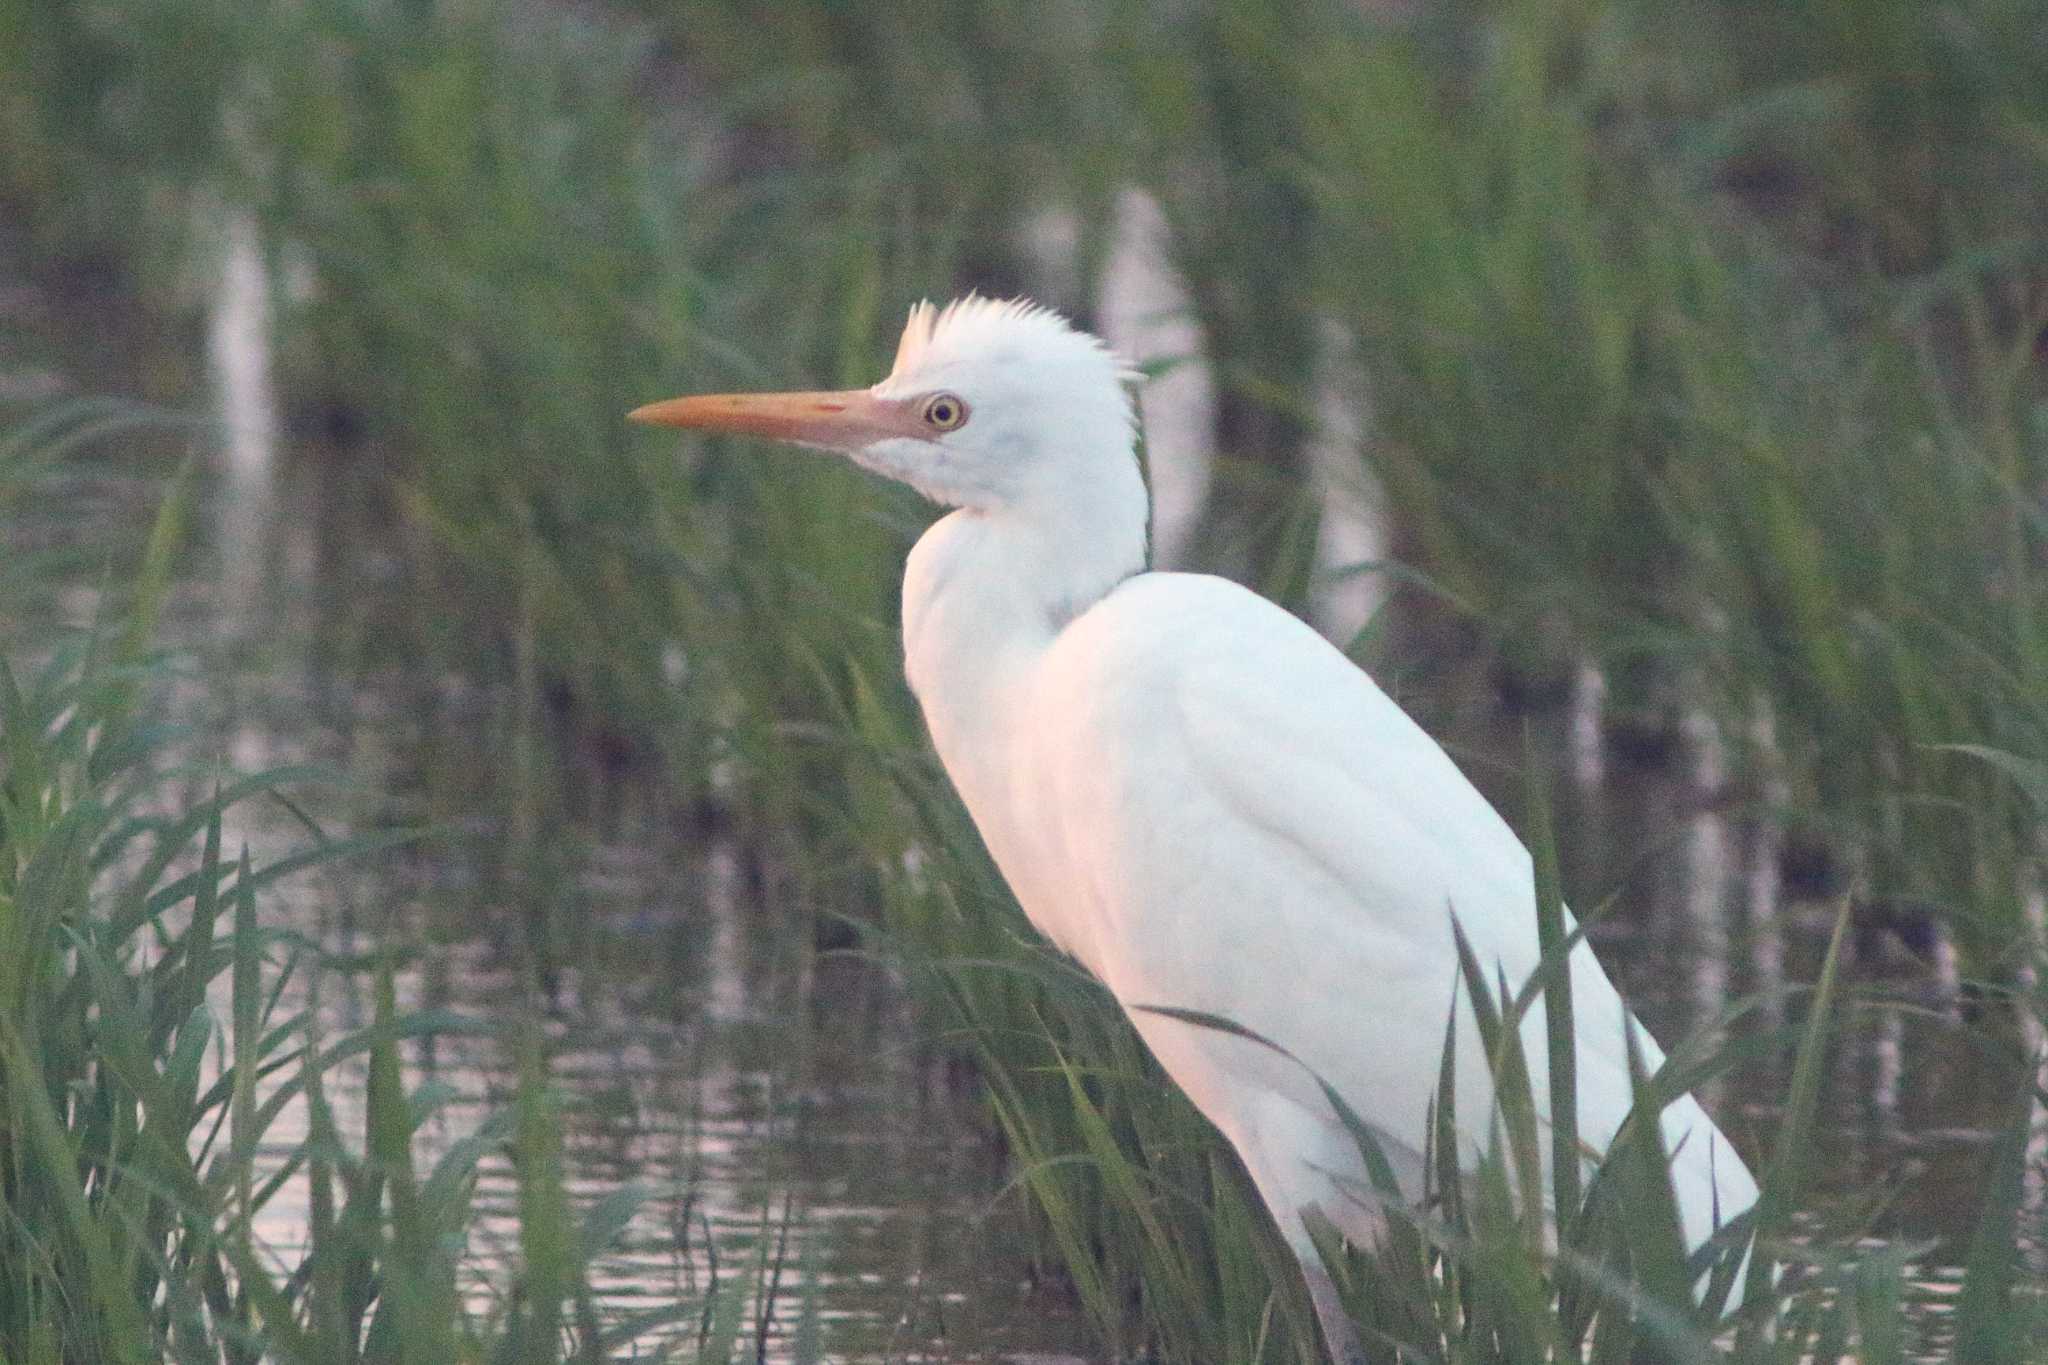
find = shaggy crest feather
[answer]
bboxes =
[886,294,1141,389]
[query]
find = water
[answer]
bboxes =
[4,214,2016,1361]
[157,459,1105,1359]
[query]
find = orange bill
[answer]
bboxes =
[627,389,929,448]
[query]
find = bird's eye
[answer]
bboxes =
[921,393,969,431]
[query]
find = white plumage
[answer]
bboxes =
[633,296,1759,1362]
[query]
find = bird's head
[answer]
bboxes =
[630,296,1137,511]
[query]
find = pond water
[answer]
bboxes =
[3,217,2025,1361]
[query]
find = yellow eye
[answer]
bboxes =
[921,392,969,431]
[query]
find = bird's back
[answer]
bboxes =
[998,569,1757,1266]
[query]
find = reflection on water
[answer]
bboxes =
[1098,188,1213,574]
[207,206,279,614]
[1095,190,1388,639]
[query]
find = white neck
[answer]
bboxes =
[899,448,1148,761]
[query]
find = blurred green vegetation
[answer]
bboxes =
[4,0,2047,1358]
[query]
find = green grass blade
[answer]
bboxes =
[1523,736,1580,1240]
[230,845,259,1263]
[1616,1018,1699,1356]
[1447,915,1542,1240]
[1951,1056,2035,1364]
[0,1020,154,1362]
[515,1028,571,1364]
[1739,897,1851,1332]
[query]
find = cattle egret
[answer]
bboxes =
[632,297,1759,1361]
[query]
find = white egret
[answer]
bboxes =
[632,297,1759,1361]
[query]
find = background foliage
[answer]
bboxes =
[2,0,2046,1358]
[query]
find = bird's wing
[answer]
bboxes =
[1030,571,1749,1233]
